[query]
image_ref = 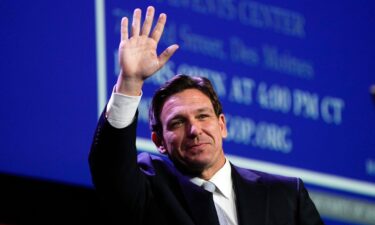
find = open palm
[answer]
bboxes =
[117,6,178,94]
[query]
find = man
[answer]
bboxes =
[89,6,324,225]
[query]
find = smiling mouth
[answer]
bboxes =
[188,142,207,147]
[186,143,208,152]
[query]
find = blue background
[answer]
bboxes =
[1,1,374,224]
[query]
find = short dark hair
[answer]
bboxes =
[149,74,223,137]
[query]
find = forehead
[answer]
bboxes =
[160,89,214,117]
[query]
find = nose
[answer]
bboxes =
[187,120,201,138]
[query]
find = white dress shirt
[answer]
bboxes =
[106,90,238,225]
[106,90,142,129]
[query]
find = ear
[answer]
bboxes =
[152,132,167,154]
[218,114,228,138]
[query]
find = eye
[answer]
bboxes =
[197,114,209,120]
[169,119,184,129]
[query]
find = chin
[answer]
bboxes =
[185,157,212,169]
[172,157,208,173]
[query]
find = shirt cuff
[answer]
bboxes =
[106,88,142,129]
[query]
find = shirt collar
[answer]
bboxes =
[190,158,233,199]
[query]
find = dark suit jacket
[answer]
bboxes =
[89,112,324,225]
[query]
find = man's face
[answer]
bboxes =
[154,88,227,178]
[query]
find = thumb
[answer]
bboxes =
[158,44,179,68]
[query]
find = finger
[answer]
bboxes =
[131,8,141,37]
[120,17,128,41]
[141,6,155,36]
[158,44,179,68]
[151,13,167,43]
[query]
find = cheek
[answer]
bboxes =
[208,123,224,137]
[206,126,225,146]
[163,132,182,148]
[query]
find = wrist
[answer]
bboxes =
[115,74,144,96]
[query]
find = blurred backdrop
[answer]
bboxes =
[0,0,374,224]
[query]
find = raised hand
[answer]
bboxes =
[116,6,179,95]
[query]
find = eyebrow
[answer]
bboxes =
[195,107,214,114]
[166,107,215,122]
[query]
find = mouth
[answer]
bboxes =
[186,143,208,153]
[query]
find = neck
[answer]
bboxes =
[200,157,226,180]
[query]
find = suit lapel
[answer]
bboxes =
[177,175,220,225]
[232,165,268,225]
[170,161,268,225]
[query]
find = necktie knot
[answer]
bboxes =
[202,181,216,193]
